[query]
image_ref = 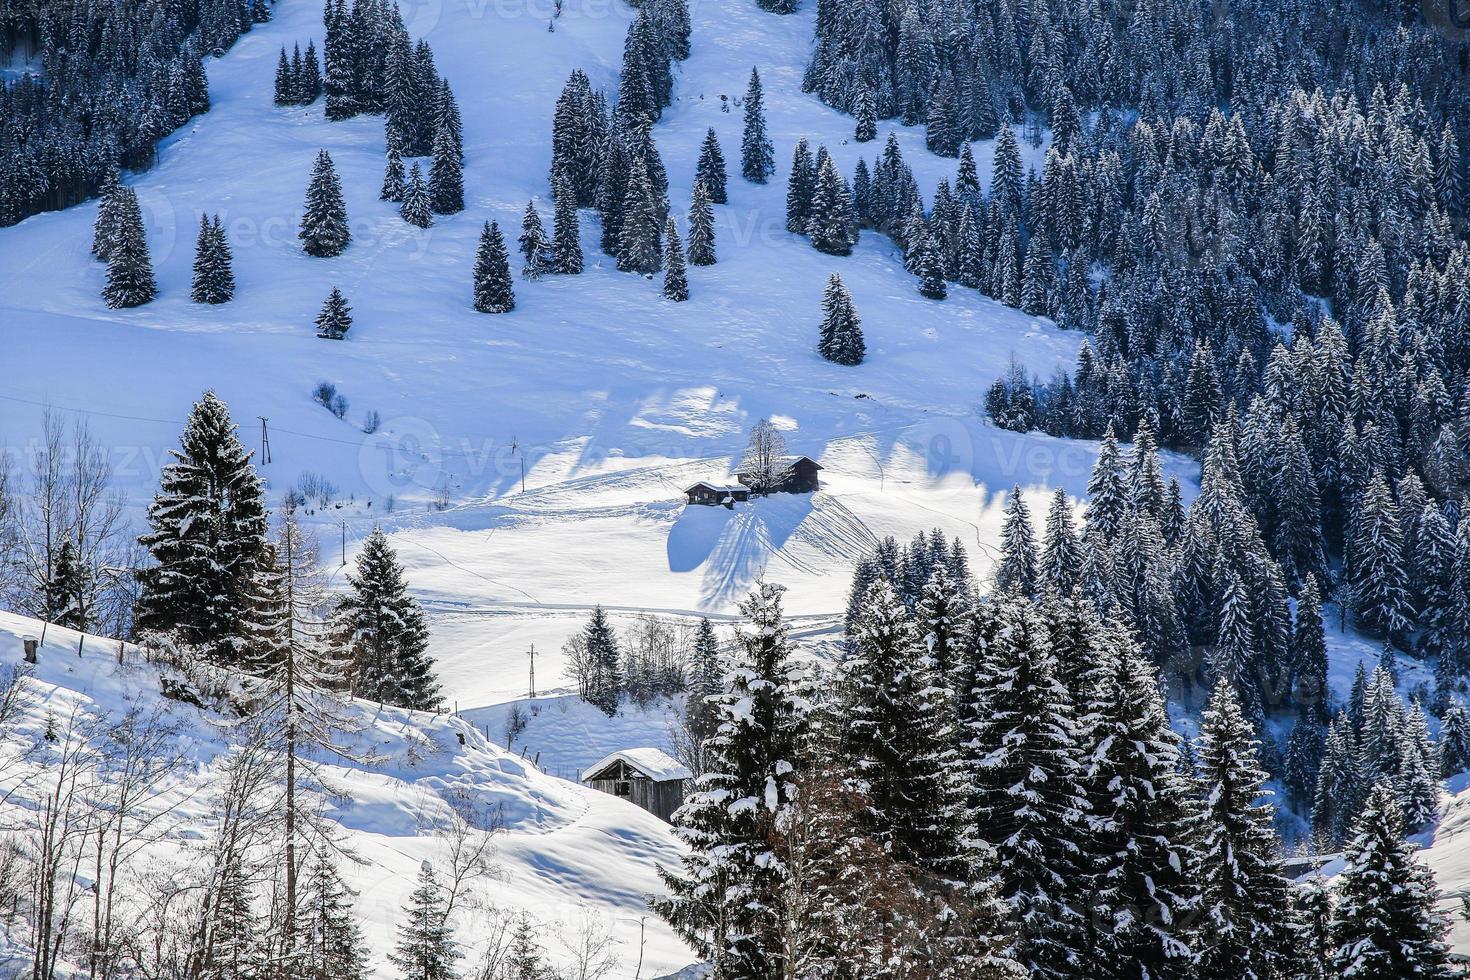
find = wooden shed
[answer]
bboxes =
[582,748,691,822]
[737,455,823,494]
[684,481,751,508]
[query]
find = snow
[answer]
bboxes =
[584,747,692,783]
[0,610,694,977]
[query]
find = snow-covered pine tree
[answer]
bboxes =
[1348,471,1413,643]
[993,485,1038,597]
[275,47,294,104]
[103,188,157,308]
[400,162,433,228]
[135,391,268,666]
[966,593,1090,978]
[1293,575,1329,721]
[1284,718,1325,816]
[314,287,353,339]
[519,200,549,279]
[616,157,662,274]
[838,579,975,882]
[916,562,972,686]
[550,175,583,275]
[686,179,716,266]
[740,67,774,184]
[583,606,621,715]
[806,154,856,256]
[388,862,462,980]
[191,213,235,304]
[1439,701,1470,777]
[1287,877,1335,980]
[695,127,727,203]
[662,217,687,301]
[816,273,864,366]
[427,124,463,215]
[300,149,351,256]
[1329,782,1453,979]
[1084,424,1128,542]
[1084,636,1200,977]
[654,582,809,978]
[298,848,369,980]
[331,528,440,710]
[473,221,515,313]
[785,138,815,234]
[503,917,552,980]
[299,41,323,102]
[380,133,406,202]
[207,854,266,980]
[1313,714,1366,848]
[92,170,123,260]
[1039,488,1080,596]
[1190,681,1292,980]
[686,616,722,745]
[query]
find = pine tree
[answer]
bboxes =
[299,41,323,102]
[473,221,515,314]
[686,179,716,266]
[994,485,1038,597]
[301,149,351,257]
[740,67,774,184]
[388,863,461,980]
[1288,877,1335,980]
[916,563,971,685]
[616,157,662,274]
[314,287,352,340]
[816,273,864,366]
[654,583,809,978]
[1191,682,1291,980]
[519,201,549,279]
[103,188,157,308]
[427,124,463,215]
[806,154,856,256]
[136,391,268,665]
[686,617,722,744]
[400,162,433,228]
[583,606,622,715]
[299,850,369,980]
[695,128,727,203]
[1329,783,1453,980]
[1313,714,1366,847]
[1440,701,1470,777]
[191,213,235,304]
[331,528,439,710]
[381,135,406,202]
[275,47,294,105]
[785,138,815,234]
[550,176,583,275]
[92,171,123,261]
[1293,576,1329,721]
[1349,472,1413,642]
[207,855,265,980]
[1039,488,1080,596]
[503,917,552,980]
[967,594,1090,978]
[839,579,975,881]
[43,539,89,630]
[662,218,687,301]
[1086,638,1200,977]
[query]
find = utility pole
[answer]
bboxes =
[511,437,526,493]
[340,520,347,566]
[257,416,272,464]
[528,643,536,698]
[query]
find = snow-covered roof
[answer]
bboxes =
[583,748,692,783]
[684,481,745,493]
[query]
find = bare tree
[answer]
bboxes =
[0,450,22,609]
[555,909,622,980]
[737,419,792,496]
[466,904,520,980]
[561,632,593,700]
[421,788,504,918]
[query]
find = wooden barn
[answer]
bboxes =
[582,748,691,822]
[737,455,823,494]
[684,481,751,508]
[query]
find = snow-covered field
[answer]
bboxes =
[0,610,693,976]
[5,0,1467,966]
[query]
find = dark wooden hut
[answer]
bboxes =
[737,455,823,494]
[684,481,751,507]
[582,748,691,822]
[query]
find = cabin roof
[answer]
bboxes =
[735,454,823,474]
[684,481,745,493]
[583,748,692,783]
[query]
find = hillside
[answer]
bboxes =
[0,611,693,977]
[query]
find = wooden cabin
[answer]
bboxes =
[737,455,823,494]
[582,748,691,822]
[684,481,751,508]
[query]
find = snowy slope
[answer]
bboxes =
[0,610,694,976]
